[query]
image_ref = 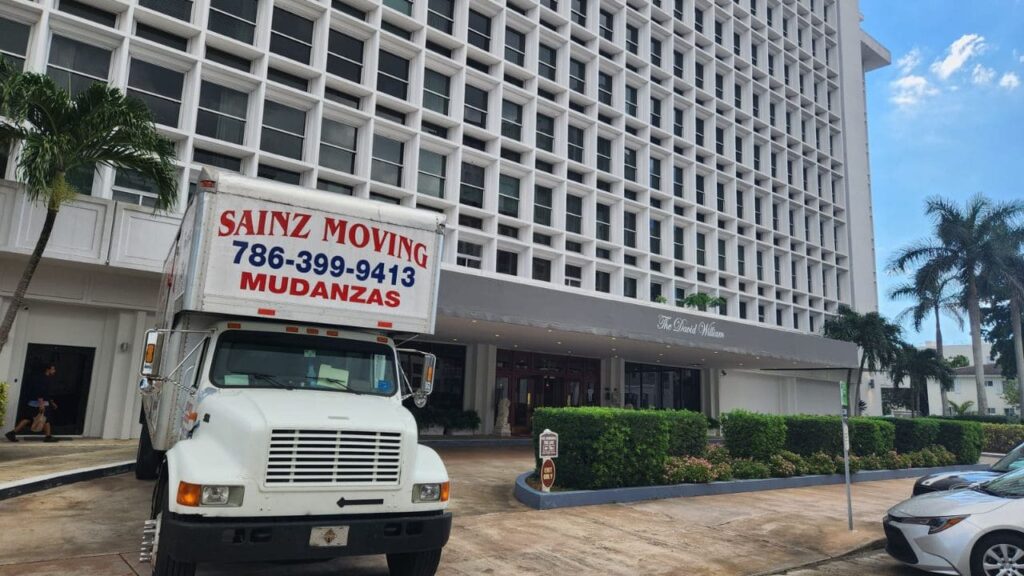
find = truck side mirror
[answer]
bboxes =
[420,353,436,396]
[141,330,164,380]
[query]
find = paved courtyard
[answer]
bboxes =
[0,445,925,576]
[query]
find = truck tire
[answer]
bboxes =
[135,418,163,481]
[151,478,197,576]
[386,548,443,576]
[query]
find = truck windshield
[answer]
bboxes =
[209,330,398,396]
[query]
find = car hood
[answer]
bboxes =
[890,488,1011,518]
[917,470,1001,490]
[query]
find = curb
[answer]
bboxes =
[748,537,887,576]
[514,464,991,510]
[0,460,135,501]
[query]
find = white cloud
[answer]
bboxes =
[890,75,940,107]
[971,64,996,84]
[1000,72,1021,89]
[896,49,921,75]
[930,34,987,80]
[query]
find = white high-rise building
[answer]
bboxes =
[0,0,888,437]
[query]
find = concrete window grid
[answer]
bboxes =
[0,0,849,334]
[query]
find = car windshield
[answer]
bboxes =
[209,330,398,397]
[992,443,1024,473]
[981,466,1024,499]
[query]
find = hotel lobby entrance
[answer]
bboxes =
[495,349,600,435]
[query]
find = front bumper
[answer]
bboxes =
[882,516,963,575]
[160,510,452,563]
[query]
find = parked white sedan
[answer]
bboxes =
[884,467,1024,576]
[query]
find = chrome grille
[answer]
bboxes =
[266,429,402,486]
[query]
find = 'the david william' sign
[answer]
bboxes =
[657,315,726,339]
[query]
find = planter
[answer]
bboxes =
[514,463,991,510]
[419,425,444,436]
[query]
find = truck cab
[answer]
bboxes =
[135,169,450,576]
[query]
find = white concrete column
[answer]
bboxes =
[102,311,147,439]
[601,357,626,407]
[466,343,497,433]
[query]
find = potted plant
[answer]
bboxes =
[412,406,445,436]
[445,410,481,436]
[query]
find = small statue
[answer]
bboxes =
[497,398,511,437]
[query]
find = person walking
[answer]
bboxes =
[5,364,60,442]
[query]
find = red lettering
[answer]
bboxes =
[218,210,237,236]
[350,224,370,248]
[385,290,401,308]
[270,211,289,236]
[349,285,367,304]
[367,289,384,306]
[323,217,347,242]
[237,210,255,235]
[330,283,349,301]
[268,275,288,294]
[239,271,266,291]
[290,213,311,239]
[310,281,328,299]
[371,228,389,253]
[413,243,428,268]
[289,278,310,296]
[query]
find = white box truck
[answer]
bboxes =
[135,168,450,576]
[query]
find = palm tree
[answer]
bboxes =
[889,271,963,414]
[823,305,903,415]
[947,399,975,417]
[888,344,955,416]
[681,292,727,312]
[984,247,1024,419]
[890,195,1024,415]
[0,62,177,355]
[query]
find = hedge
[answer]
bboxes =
[936,420,984,465]
[849,418,895,457]
[531,407,706,490]
[888,417,940,453]
[782,416,893,457]
[982,423,1024,453]
[722,410,786,460]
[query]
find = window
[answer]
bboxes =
[532,258,552,282]
[695,117,705,148]
[319,179,353,195]
[650,38,663,67]
[427,0,454,33]
[536,113,555,152]
[196,81,248,145]
[505,28,526,66]
[194,147,242,171]
[377,51,409,99]
[534,186,553,226]
[696,233,706,266]
[464,85,488,128]
[571,0,587,25]
[569,58,586,93]
[270,8,313,64]
[370,135,404,186]
[626,24,639,54]
[624,277,637,298]
[139,0,192,20]
[456,241,482,269]
[599,10,614,40]
[673,166,684,198]
[0,17,30,71]
[501,100,523,140]
[715,127,724,155]
[208,0,258,44]
[624,148,637,182]
[595,204,611,241]
[756,250,764,280]
[112,169,162,207]
[649,157,662,190]
[736,190,745,219]
[327,30,363,82]
[625,85,638,116]
[598,72,613,105]
[565,264,582,287]
[460,163,485,208]
[496,250,518,276]
[261,100,306,160]
[498,175,520,217]
[694,7,704,33]
[674,226,685,260]
[595,271,611,293]
[650,219,662,254]
[737,245,746,276]
[623,212,637,247]
[568,125,585,163]
[61,0,116,26]
[597,137,612,172]
[566,195,583,234]
[717,238,727,270]
[257,164,301,184]
[47,36,110,96]
[467,10,491,51]
[319,118,358,173]
[415,70,451,116]
[127,59,184,128]
[418,150,446,198]
[538,44,558,81]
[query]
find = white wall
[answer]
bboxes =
[717,371,841,416]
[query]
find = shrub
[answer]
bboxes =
[769,454,798,478]
[665,410,709,457]
[722,410,787,461]
[616,410,673,486]
[982,423,1024,454]
[532,408,631,490]
[940,414,1010,424]
[731,458,771,480]
[783,415,841,457]
[936,420,984,464]
[859,454,883,471]
[448,410,481,431]
[833,454,862,474]
[888,418,940,453]
[849,418,895,456]
[711,462,734,481]
[663,456,714,484]
[881,451,912,470]
[778,450,807,476]
[804,452,837,475]
[705,444,731,465]
[928,445,958,466]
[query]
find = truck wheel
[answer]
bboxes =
[386,549,443,576]
[150,478,197,576]
[135,416,163,481]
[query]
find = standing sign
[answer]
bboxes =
[840,380,853,531]
[538,429,558,493]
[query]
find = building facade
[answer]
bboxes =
[0,0,888,437]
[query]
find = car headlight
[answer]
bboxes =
[176,482,245,507]
[898,515,969,534]
[413,482,450,503]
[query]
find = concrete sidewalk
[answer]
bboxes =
[0,438,136,484]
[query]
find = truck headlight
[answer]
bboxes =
[176,482,244,507]
[413,482,450,503]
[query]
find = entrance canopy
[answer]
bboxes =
[434,268,858,371]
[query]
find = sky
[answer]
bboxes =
[859,0,1024,346]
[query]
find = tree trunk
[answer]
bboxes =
[1010,296,1024,421]
[967,278,989,415]
[935,305,948,416]
[853,355,866,416]
[0,204,59,356]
